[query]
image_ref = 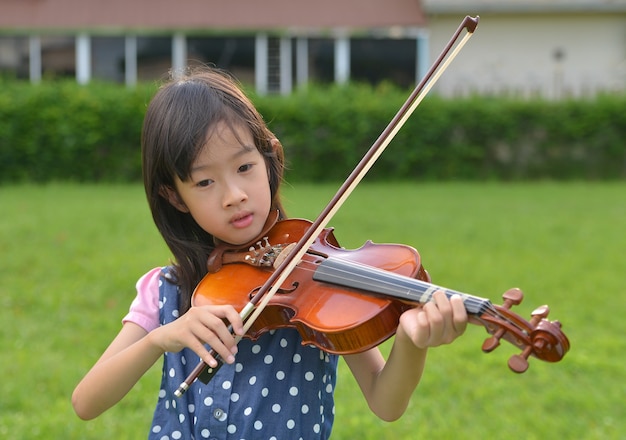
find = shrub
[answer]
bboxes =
[1,79,624,183]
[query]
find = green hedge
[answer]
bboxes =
[1,79,625,183]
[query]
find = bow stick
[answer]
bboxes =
[175,15,480,397]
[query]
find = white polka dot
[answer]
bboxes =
[276,370,285,380]
[201,428,210,438]
[286,419,296,429]
[254,420,263,430]
[261,387,269,397]
[152,425,162,433]
[304,371,314,381]
[230,393,240,402]
[188,404,195,413]
[172,430,182,439]
[158,389,166,398]
[326,383,333,393]
[235,362,243,372]
[168,368,176,377]
[280,338,288,347]
[301,404,309,414]
[292,353,301,363]
[171,309,179,318]
[249,376,257,385]
[227,424,237,434]
[178,413,185,423]
[203,396,213,406]
[251,344,261,354]
[272,403,281,413]
[289,386,298,396]
[313,423,321,433]
[180,355,187,365]
[263,354,273,364]
[244,407,253,416]
[222,380,232,390]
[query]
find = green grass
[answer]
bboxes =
[1,182,624,439]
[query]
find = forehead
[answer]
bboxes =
[193,121,256,167]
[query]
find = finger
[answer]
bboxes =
[422,300,445,345]
[449,294,468,335]
[186,310,239,364]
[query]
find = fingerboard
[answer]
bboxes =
[313,257,492,316]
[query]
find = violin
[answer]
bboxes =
[188,218,569,386]
[174,16,570,397]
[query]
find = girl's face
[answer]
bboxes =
[168,121,272,246]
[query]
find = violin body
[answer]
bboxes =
[193,218,430,354]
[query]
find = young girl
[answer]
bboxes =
[72,68,468,439]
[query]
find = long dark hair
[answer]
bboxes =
[141,68,286,312]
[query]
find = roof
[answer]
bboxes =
[0,0,427,32]
[422,0,626,13]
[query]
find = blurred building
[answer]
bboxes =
[424,0,626,98]
[1,0,625,98]
[0,0,428,93]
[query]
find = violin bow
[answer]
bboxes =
[175,15,480,397]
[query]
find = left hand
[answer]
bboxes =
[396,290,468,349]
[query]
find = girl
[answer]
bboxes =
[72,68,468,439]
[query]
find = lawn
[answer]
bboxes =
[1,182,624,439]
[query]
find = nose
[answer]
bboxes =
[222,181,247,207]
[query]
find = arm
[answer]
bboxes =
[343,290,467,422]
[72,305,244,420]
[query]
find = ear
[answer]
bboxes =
[270,138,282,151]
[159,185,189,213]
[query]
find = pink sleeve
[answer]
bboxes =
[122,267,162,332]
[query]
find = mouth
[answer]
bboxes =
[230,211,254,229]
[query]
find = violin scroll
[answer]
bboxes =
[477,288,570,373]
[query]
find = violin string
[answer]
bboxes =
[287,259,523,332]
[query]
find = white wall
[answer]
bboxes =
[426,13,626,98]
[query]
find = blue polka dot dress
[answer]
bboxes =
[149,267,339,440]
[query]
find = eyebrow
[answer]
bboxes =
[190,143,256,174]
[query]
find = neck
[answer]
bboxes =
[312,256,493,316]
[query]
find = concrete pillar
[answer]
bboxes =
[296,37,308,89]
[28,35,41,84]
[76,33,91,84]
[415,28,430,83]
[255,33,268,95]
[334,30,350,85]
[172,33,187,77]
[125,35,137,87]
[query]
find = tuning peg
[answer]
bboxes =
[501,288,523,308]
[481,288,524,353]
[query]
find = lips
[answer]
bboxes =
[230,212,254,229]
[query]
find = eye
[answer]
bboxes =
[196,179,213,188]
[238,163,253,173]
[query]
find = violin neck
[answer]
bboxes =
[313,257,492,316]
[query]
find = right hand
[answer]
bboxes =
[148,305,244,367]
